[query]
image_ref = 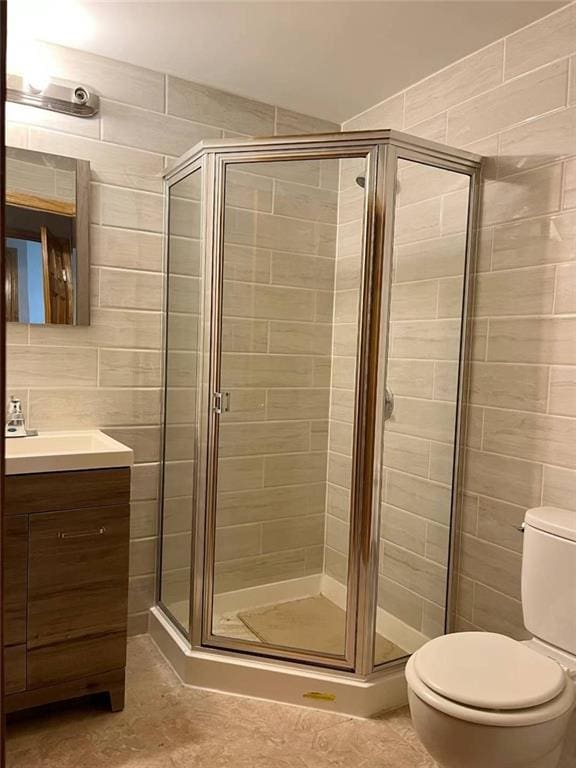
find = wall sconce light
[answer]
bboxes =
[7,74,100,118]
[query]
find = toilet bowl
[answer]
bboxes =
[407,506,576,768]
[406,632,576,768]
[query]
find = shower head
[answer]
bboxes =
[355,175,366,188]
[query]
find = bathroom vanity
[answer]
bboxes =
[3,431,133,713]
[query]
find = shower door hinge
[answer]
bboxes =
[212,391,230,414]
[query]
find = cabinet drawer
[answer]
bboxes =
[5,645,26,694]
[6,468,130,516]
[27,505,129,687]
[4,516,28,646]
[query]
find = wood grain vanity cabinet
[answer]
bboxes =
[3,467,131,713]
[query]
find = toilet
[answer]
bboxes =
[406,506,576,768]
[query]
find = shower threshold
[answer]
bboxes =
[149,574,423,717]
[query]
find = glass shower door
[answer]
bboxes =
[375,156,472,665]
[159,165,203,635]
[205,154,369,664]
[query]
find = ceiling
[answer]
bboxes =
[12,0,565,123]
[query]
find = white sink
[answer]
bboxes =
[5,430,134,475]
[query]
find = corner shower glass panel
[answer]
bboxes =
[209,156,368,658]
[159,166,203,634]
[376,159,471,664]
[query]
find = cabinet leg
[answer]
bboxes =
[108,681,125,712]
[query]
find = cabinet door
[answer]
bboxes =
[5,646,26,694]
[4,515,28,647]
[27,505,129,688]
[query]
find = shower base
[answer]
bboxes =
[149,574,427,716]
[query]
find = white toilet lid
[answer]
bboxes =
[414,633,567,710]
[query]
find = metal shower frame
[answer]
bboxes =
[158,129,482,680]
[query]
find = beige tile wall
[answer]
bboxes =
[375,160,469,641]
[343,1,576,639]
[324,157,366,587]
[213,159,339,599]
[324,157,470,646]
[5,42,337,635]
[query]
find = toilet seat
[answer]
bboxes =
[406,633,575,728]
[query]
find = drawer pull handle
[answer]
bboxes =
[58,527,106,540]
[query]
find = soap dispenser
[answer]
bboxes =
[5,396,28,438]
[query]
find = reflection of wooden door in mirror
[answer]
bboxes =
[40,226,73,324]
[5,246,19,322]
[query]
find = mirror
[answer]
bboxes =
[5,147,90,325]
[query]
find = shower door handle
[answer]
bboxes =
[212,391,231,414]
[384,387,394,421]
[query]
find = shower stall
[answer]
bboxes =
[151,129,481,715]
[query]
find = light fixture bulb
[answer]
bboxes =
[24,69,51,95]
[21,41,51,94]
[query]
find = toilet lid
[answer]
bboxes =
[414,633,567,710]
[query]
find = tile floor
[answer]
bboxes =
[6,635,438,768]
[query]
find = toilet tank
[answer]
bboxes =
[522,507,576,656]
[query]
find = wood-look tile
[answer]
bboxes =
[225,169,274,212]
[404,42,504,127]
[386,470,452,525]
[28,388,161,430]
[275,107,338,136]
[99,268,163,311]
[377,576,423,631]
[469,362,549,412]
[223,244,271,284]
[475,265,556,317]
[472,583,528,640]
[380,541,447,606]
[394,233,467,283]
[219,421,309,457]
[263,452,328,487]
[274,181,338,224]
[103,426,161,463]
[563,157,576,210]
[387,396,455,444]
[102,100,221,158]
[99,349,162,387]
[549,366,576,416]
[460,533,522,600]
[447,60,568,146]
[484,408,576,469]
[380,504,427,555]
[92,226,163,272]
[215,524,261,562]
[481,163,563,227]
[555,262,576,314]
[100,185,163,233]
[487,317,576,365]
[167,76,275,135]
[498,107,576,178]
[217,484,325,527]
[262,515,324,554]
[271,252,335,291]
[542,464,576,511]
[383,432,430,478]
[343,93,404,131]
[267,389,330,421]
[28,128,164,193]
[391,319,461,361]
[7,346,97,388]
[464,448,543,507]
[491,211,576,270]
[476,495,526,554]
[504,3,576,80]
